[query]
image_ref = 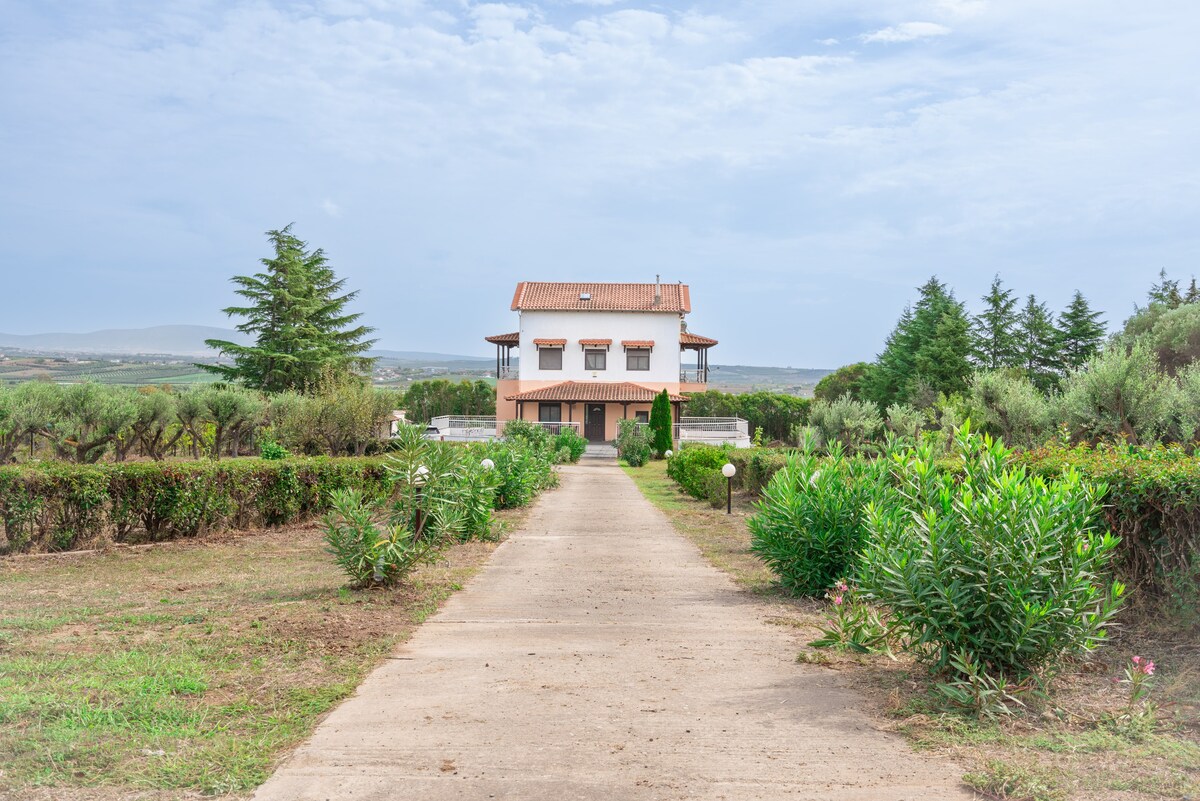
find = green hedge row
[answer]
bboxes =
[0,458,397,553]
[667,442,1200,600]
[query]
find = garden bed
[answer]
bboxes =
[624,459,1200,801]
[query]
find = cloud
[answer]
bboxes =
[860,21,951,43]
[817,38,839,46]
[321,199,341,217]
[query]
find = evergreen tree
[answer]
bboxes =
[1186,277,1200,304]
[202,225,377,392]
[864,277,973,407]
[649,389,673,457]
[1016,294,1060,390]
[1057,290,1107,371]
[1148,269,1183,309]
[972,275,1020,370]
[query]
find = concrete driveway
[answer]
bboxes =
[253,461,974,800]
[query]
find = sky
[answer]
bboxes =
[1,0,1198,367]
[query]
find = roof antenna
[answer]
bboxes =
[654,274,661,307]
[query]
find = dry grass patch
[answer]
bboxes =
[0,507,530,799]
[624,458,1200,801]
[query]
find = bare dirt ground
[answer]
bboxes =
[253,461,974,800]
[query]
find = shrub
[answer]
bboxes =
[649,389,673,457]
[616,419,652,467]
[665,444,729,498]
[553,428,587,463]
[808,394,883,452]
[967,370,1055,449]
[748,444,894,597]
[322,488,442,587]
[861,426,1124,681]
[260,440,290,460]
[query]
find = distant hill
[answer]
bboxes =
[0,325,250,357]
[0,326,493,363]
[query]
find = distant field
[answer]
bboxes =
[0,359,218,386]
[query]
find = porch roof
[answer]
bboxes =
[485,332,519,345]
[680,332,718,347]
[507,381,685,403]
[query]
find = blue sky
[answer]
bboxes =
[2,0,1197,366]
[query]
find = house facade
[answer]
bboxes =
[486,281,717,442]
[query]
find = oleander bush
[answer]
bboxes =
[616,419,652,467]
[748,443,896,597]
[861,427,1124,681]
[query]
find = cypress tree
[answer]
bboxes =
[1016,294,1060,390]
[972,275,1020,370]
[649,389,673,457]
[1057,291,1107,371]
[202,225,377,392]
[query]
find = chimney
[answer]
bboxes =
[654,274,661,307]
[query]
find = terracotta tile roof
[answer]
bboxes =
[579,338,613,346]
[532,338,566,347]
[621,340,655,348]
[506,381,685,403]
[680,332,718,347]
[485,332,519,345]
[511,282,691,313]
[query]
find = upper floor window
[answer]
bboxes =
[627,348,650,371]
[539,347,563,370]
[585,349,607,370]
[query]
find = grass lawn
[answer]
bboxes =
[0,510,527,801]
[624,458,1200,801]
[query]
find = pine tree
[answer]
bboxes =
[972,275,1020,370]
[649,389,673,457]
[202,225,377,392]
[1016,294,1060,390]
[1057,290,1106,371]
[1186,277,1200,304]
[1148,269,1183,309]
[864,277,973,407]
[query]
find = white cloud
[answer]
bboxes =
[817,38,839,45]
[860,21,951,43]
[321,199,341,217]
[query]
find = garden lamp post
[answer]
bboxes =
[413,465,429,537]
[722,462,736,515]
[480,458,495,470]
[664,449,673,459]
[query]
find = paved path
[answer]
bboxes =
[254,461,973,800]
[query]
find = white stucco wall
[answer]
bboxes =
[518,310,683,383]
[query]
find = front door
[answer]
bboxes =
[584,404,606,442]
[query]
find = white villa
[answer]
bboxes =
[427,280,748,448]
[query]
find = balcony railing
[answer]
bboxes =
[635,417,750,446]
[679,369,708,383]
[425,415,497,441]
[498,365,518,380]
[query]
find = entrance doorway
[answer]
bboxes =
[584,404,606,442]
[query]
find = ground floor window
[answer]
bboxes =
[635,411,649,424]
[538,403,562,423]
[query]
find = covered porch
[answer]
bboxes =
[505,381,685,443]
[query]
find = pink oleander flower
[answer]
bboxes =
[832,594,844,606]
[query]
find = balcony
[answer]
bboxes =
[424,415,497,441]
[679,369,707,384]
[498,365,519,380]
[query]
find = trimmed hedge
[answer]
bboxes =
[0,458,396,553]
[1014,444,1200,596]
[666,444,731,503]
